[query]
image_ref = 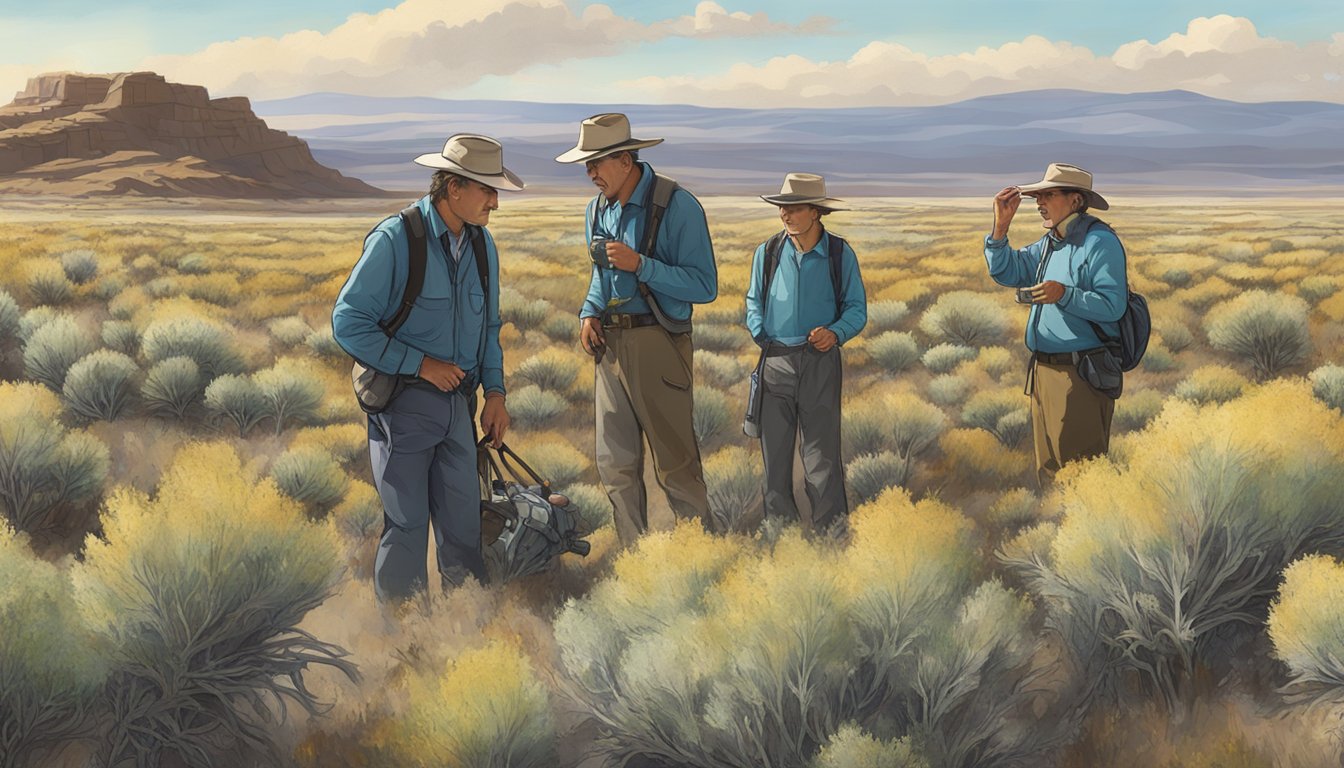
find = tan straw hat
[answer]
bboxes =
[414,133,525,191]
[759,172,847,212]
[1018,163,1108,211]
[554,113,664,164]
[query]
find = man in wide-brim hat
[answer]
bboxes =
[334,133,523,601]
[983,162,1128,487]
[556,112,719,545]
[745,172,867,535]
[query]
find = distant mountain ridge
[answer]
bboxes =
[253,89,1344,195]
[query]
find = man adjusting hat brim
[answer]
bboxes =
[413,152,525,192]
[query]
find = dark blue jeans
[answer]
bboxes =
[367,382,483,601]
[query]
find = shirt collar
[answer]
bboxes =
[418,194,449,241]
[625,161,655,211]
[786,228,829,258]
[1050,212,1079,242]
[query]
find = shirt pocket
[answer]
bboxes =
[399,293,453,344]
[468,288,485,314]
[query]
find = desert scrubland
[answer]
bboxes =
[3,196,1344,767]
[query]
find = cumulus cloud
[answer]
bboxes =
[628,15,1344,107]
[139,0,833,100]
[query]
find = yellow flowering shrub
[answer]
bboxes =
[1269,555,1344,701]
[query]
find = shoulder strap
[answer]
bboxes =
[469,225,489,298]
[381,205,427,337]
[640,173,679,257]
[827,232,847,321]
[763,230,787,300]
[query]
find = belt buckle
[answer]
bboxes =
[614,314,633,330]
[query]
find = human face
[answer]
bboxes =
[452,178,499,227]
[585,153,633,200]
[778,203,820,237]
[1026,188,1081,230]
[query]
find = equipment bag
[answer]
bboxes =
[477,438,590,583]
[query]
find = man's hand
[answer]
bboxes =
[480,393,509,448]
[992,186,1022,239]
[419,357,465,391]
[1028,280,1066,305]
[605,241,642,272]
[579,316,606,356]
[808,326,839,352]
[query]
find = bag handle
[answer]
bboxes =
[475,437,551,491]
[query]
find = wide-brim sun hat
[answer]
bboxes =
[759,172,847,212]
[555,113,664,164]
[414,133,525,191]
[1018,162,1109,211]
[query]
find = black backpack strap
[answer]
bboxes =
[763,230,787,299]
[380,205,427,337]
[827,232,847,322]
[640,173,678,257]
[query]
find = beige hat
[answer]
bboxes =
[1018,163,1108,211]
[414,133,524,191]
[555,113,664,164]
[759,172,847,212]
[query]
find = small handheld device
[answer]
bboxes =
[1015,287,1036,305]
[589,238,613,269]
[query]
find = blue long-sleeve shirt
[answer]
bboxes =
[578,162,718,320]
[984,212,1127,354]
[332,195,505,396]
[745,230,867,347]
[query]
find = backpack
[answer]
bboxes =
[761,228,849,322]
[350,204,489,414]
[590,172,692,334]
[1082,219,1149,372]
[477,439,590,583]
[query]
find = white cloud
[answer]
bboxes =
[137,0,832,100]
[629,15,1344,106]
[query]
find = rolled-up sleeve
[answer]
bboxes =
[332,228,425,376]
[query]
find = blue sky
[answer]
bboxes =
[2,0,1342,106]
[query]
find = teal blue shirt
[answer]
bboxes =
[984,213,1127,354]
[578,162,718,320]
[332,195,505,396]
[745,230,867,347]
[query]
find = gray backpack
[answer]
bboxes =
[477,440,590,582]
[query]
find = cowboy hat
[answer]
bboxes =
[554,113,664,164]
[414,133,525,191]
[759,172,847,212]
[1017,163,1108,211]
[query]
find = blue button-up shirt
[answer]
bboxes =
[332,194,505,396]
[578,162,718,320]
[984,212,1127,354]
[745,230,867,346]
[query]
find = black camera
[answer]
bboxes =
[1015,287,1036,305]
[589,238,613,269]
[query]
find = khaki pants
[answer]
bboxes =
[594,325,710,545]
[1030,359,1115,487]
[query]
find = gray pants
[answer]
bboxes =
[367,383,483,601]
[760,345,848,531]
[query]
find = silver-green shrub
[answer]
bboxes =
[922,343,977,374]
[961,390,1029,447]
[203,374,267,435]
[140,316,244,377]
[62,350,138,422]
[0,384,109,533]
[23,315,95,391]
[59,250,98,285]
[254,360,323,435]
[866,300,910,334]
[867,331,920,372]
[0,525,108,767]
[267,315,313,347]
[694,323,742,353]
[508,384,567,429]
[0,289,19,342]
[1309,364,1344,412]
[1173,365,1249,405]
[271,448,349,514]
[927,374,971,406]
[564,482,613,533]
[1298,276,1339,303]
[141,357,203,420]
[100,320,139,356]
[304,327,346,360]
[18,307,59,343]
[27,267,72,306]
[919,291,1007,347]
[513,350,580,392]
[1205,290,1311,380]
[696,350,749,390]
[704,445,761,532]
[846,451,905,503]
[1112,389,1166,434]
[693,386,732,444]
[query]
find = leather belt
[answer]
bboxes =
[1034,348,1107,365]
[764,343,809,358]
[602,313,659,330]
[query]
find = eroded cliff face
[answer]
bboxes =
[0,72,385,197]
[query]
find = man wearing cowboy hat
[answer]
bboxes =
[333,133,523,601]
[984,162,1128,486]
[745,173,867,533]
[555,113,718,545]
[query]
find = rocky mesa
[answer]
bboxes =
[0,71,385,197]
